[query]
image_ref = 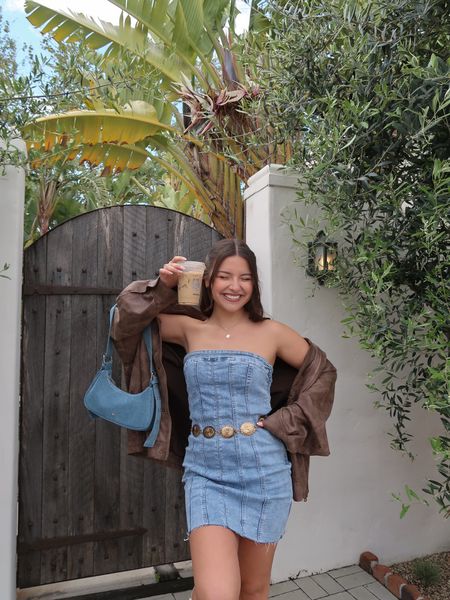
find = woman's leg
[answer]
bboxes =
[189,525,241,600]
[238,538,277,600]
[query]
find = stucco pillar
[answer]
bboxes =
[0,139,26,599]
[244,164,448,583]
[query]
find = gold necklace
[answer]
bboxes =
[208,318,245,339]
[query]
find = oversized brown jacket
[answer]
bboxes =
[111,277,337,502]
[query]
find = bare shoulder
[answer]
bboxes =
[262,318,298,337]
[267,319,309,369]
[159,313,202,348]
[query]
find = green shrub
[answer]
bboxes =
[262,0,450,515]
[412,559,442,588]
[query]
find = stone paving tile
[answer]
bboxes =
[140,564,383,600]
[272,589,310,600]
[311,573,345,594]
[323,592,355,600]
[365,582,398,600]
[336,571,376,589]
[269,579,300,596]
[173,591,192,599]
[295,575,329,599]
[327,565,365,578]
[348,586,382,600]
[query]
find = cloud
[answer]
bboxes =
[4,0,26,11]
[236,0,251,31]
[235,12,250,34]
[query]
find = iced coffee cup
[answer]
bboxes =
[177,260,206,305]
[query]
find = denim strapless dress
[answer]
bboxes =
[182,350,292,543]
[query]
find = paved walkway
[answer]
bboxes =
[147,564,397,600]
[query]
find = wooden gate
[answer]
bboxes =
[18,205,221,588]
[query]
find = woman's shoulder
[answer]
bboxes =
[263,319,309,369]
[158,312,205,347]
[260,318,301,336]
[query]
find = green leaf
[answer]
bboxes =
[400,504,410,518]
[405,485,420,502]
[25,0,182,81]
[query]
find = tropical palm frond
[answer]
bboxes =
[25,0,182,82]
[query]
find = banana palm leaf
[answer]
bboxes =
[24,107,242,236]
[25,103,177,150]
[25,0,182,82]
[25,0,232,87]
[29,141,149,173]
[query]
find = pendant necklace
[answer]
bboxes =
[209,318,244,339]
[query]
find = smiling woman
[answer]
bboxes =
[111,237,336,600]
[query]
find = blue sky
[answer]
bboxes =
[3,0,44,64]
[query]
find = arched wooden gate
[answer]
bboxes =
[18,205,222,588]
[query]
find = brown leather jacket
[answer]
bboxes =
[111,278,337,501]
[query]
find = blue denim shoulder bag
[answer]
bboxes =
[84,305,161,448]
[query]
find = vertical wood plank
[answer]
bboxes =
[18,237,47,587]
[141,207,171,567]
[67,212,99,579]
[163,467,189,565]
[93,207,125,575]
[119,206,148,571]
[23,234,47,286]
[123,205,148,285]
[93,295,121,576]
[145,207,169,278]
[41,221,73,583]
[189,218,216,262]
[118,430,143,572]
[98,206,124,291]
[142,462,167,566]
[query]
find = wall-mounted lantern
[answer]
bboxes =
[307,230,338,283]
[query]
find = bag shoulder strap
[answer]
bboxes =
[105,304,157,379]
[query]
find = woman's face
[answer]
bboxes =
[208,255,254,313]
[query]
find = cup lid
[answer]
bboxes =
[182,261,206,271]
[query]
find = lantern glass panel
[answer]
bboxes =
[326,245,337,271]
[315,246,326,271]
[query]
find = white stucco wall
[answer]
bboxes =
[245,164,449,583]
[0,140,26,600]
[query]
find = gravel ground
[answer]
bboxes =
[388,551,449,600]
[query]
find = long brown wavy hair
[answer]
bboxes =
[199,239,265,322]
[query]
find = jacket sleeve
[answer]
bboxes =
[262,360,336,456]
[111,277,177,368]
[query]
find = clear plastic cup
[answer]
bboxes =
[177,260,206,305]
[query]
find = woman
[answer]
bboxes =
[111,239,336,600]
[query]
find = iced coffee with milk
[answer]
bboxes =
[178,261,206,305]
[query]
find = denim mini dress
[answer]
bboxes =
[182,350,292,543]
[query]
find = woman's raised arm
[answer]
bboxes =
[111,256,189,369]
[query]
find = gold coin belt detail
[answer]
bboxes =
[191,422,258,439]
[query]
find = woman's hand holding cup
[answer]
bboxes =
[159,256,187,288]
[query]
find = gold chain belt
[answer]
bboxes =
[191,422,259,439]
